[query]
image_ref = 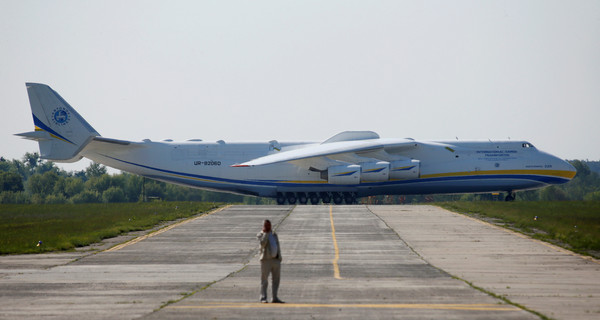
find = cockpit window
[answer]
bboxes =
[522,143,534,148]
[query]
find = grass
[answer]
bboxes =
[0,202,220,255]
[437,201,600,258]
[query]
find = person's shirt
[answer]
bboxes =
[269,232,278,258]
[257,231,282,261]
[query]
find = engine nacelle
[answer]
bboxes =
[360,161,390,182]
[328,165,361,185]
[389,159,420,179]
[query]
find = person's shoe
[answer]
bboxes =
[271,298,285,303]
[260,299,268,303]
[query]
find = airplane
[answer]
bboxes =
[17,83,576,204]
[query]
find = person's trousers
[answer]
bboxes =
[260,259,281,301]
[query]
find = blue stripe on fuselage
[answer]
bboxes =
[101,155,569,189]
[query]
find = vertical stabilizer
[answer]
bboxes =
[16,83,100,162]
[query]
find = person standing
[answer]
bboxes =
[257,219,284,303]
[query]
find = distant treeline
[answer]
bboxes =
[586,161,600,175]
[0,153,599,204]
[0,152,273,204]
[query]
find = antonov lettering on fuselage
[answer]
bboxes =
[17,83,576,204]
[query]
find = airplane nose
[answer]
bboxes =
[542,151,577,183]
[554,157,577,181]
[564,160,577,179]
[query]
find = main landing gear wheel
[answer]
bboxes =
[344,192,355,204]
[286,192,297,205]
[309,193,320,205]
[276,193,286,205]
[332,192,343,205]
[298,192,308,205]
[320,192,331,204]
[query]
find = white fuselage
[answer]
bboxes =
[82,138,575,199]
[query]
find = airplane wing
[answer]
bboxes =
[232,133,419,170]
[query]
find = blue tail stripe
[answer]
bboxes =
[32,114,75,145]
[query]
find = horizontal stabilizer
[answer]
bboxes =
[15,130,51,141]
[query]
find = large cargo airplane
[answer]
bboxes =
[17,83,576,204]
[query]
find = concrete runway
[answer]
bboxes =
[1,205,598,319]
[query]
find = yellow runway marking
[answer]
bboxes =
[329,205,343,280]
[105,205,231,252]
[167,303,518,311]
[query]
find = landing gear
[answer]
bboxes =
[332,192,343,205]
[320,192,331,204]
[274,191,358,205]
[298,192,308,205]
[276,193,286,205]
[309,192,320,205]
[344,192,355,204]
[505,192,516,202]
[286,192,297,205]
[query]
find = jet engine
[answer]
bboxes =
[360,161,390,182]
[389,159,420,179]
[328,165,361,184]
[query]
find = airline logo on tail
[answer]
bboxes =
[52,107,70,126]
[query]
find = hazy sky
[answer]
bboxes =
[1,0,599,172]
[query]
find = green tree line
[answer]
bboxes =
[1,153,598,204]
[0,152,273,204]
